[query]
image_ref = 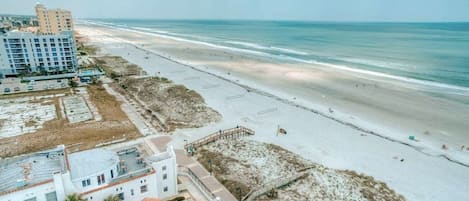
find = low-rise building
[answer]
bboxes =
[0,144,178,201]
[0,30,77,77]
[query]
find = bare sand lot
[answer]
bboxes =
[0,85,140,158]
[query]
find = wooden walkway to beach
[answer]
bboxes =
[242,166,315,201]
[184,126,255,152]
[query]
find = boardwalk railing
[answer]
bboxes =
[242,166,315,201]
[179,167,217,201]
[184,126,255,152]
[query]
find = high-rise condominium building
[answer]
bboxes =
[35,3,74,34]
[0,30,77,77]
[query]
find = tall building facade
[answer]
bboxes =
[0,30,77,77]
[35,3,74,34]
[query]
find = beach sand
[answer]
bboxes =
[77,24,469,201]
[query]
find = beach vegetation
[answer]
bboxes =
[65,193,86,201]
[69,79,78,88]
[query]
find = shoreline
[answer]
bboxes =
[130,40,469,168]
[83,21,469,96]
[77,24,469,201]
[80,23,469,167]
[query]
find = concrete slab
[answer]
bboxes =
[62,95,92,123]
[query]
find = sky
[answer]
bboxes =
[1,0,469,22]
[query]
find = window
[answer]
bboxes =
[97,174,105,185]
[162,166,166,171]
[45,191,58,201]
[81,179,90,187]
[163,173,167,180]
[164,186,168,192]
[140,185,148,193]
[130,189,134,196]
[24,197,37,201]
[111,170,114,178]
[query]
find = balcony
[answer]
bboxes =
[9,44,22,49]
[7,39,20,44]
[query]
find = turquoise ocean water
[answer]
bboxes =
[91,19,469,89]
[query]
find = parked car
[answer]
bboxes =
[57,79,62,83]
[3,88,10,93]
[14,87,20,92]
[27,85,34,91]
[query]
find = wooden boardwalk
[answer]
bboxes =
[184,126,255,152]
[242,166,315,201]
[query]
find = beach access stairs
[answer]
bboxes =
[184,126,255,152]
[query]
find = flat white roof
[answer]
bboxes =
[0,146,65,193]
[68,149,119,180]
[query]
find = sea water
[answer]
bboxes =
[90,19,469,90]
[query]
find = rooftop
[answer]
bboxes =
[146,146,175,163]
[1,30,73,38]
[68,149,119,180]
[112,147,151,183]
[0,145,65,194]
[68,146,151,183]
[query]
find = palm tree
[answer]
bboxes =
[104,194,121,201]
[65,193,85,201]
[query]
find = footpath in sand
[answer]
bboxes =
[77,26,469,201]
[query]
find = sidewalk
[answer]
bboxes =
[103,83,158,136]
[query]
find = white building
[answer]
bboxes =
[0,144,178,201]
[0,30,77,77]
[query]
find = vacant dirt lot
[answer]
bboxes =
[196,138,405,201]
[0,85,140,158]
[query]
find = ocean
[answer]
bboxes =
[90,19,469,89]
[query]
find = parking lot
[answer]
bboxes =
[0,78,69,95]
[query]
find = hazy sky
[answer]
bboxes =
[1,0,469,22]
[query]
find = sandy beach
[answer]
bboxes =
[77,23,469,201]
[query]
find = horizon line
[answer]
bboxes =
[78,17,469,23]
[1,13,468,23]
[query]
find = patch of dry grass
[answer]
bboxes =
[197,149,251,200]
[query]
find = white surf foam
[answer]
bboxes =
[84,20,469,96]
